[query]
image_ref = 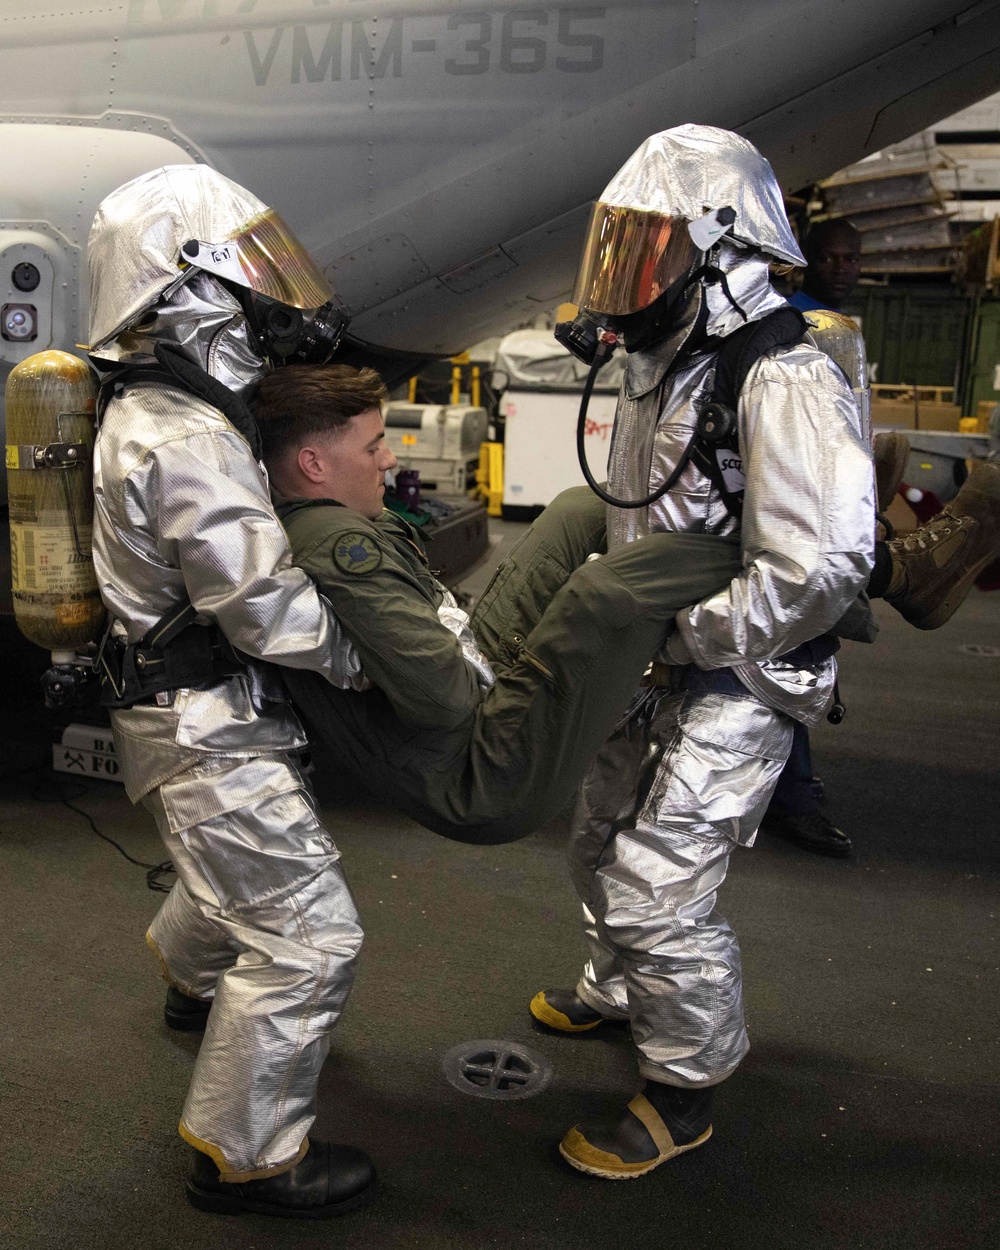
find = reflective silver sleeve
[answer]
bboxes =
[437,593,496,692]
[675,350,875,669]
[126,430,365,689]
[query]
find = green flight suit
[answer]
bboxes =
[280,486,741,845]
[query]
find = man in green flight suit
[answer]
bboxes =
[257,363,742,846]
[259,363,1000,852]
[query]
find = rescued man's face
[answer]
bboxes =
[318,407,398,518]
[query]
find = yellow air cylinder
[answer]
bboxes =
[5,350,103,655]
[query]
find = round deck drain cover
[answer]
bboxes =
[442,1039,553,1101]
[959,643,1000,658]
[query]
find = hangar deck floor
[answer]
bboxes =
[1,518,997,1250]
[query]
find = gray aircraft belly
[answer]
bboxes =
[1,0,999,363]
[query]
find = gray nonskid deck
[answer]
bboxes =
[1,519,996,1250]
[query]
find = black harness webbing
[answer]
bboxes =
[97,341,262,459]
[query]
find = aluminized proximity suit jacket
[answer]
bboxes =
[93,290,365,800]
[570,243,874,1089]
[90,168,366,1180]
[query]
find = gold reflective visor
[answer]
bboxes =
[231,209,333,310]
[572,203,700,317]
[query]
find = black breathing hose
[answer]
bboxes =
[576,335,697,510]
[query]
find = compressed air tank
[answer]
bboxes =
[5,350,103,654]
[802,309,871,444]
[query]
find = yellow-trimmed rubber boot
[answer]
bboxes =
[529,987,613,1033]
[165,985,212,1032]
[559,1081,713,1180]
[186,1140,377,1218]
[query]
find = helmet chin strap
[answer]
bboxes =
[682,248,748,323]
[215,278,270,360]
[609,260,702,354]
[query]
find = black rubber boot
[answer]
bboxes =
[164,986,212,1032]
[186,1140,377,1219]
[761,810,853,858]
[529,987,615,1032]
[559,1081,714,1179]
[643,1081,714,1145]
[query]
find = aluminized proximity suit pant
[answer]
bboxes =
[144,754,363,1181]
[569,689,793,1088]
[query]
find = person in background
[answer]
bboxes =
[789,217,863,314]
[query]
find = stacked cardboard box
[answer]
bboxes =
[870,384,963,431]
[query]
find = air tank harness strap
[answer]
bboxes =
[96,341,262,459]
[98,600,245,709]
[575,307,806,513]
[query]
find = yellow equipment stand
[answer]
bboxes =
[476,441,504,517]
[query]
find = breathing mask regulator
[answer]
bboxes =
[179,235,349,367]
[557,204,744,510]
[238,290,348,366]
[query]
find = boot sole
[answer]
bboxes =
[559,1126,712,1180]
[763,829,853,858]
[185,1176,377,1219]
[874,434,910,513]
[902,552,1000,631]
[164,1008,209,1033]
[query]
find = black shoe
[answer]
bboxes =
[186,1140,377,1219]
[762,810,853,858]
[164,986,212,1032]
[530,987,614,1033]
[559,1081,713,1179]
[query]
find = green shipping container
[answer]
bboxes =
[841,284,974,391]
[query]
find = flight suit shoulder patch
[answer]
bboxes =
[332,530,383,576]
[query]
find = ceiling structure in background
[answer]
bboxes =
[814,89,1000,276]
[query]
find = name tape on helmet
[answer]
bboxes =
[181,239,248,287]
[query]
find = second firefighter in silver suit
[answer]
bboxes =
[535,125,875,1178]
[89,164,376,1212]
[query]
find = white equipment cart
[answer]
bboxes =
[493,329,625,516]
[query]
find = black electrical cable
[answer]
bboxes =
[0,757,174,892]
[575,337,698,510]
[47,776,176,894]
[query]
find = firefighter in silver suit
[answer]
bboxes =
[89,165,376,1218]
[530,126,876,1178]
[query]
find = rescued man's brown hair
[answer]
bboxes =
[254,364,388,461]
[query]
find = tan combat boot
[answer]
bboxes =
[884,460,1000,630]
